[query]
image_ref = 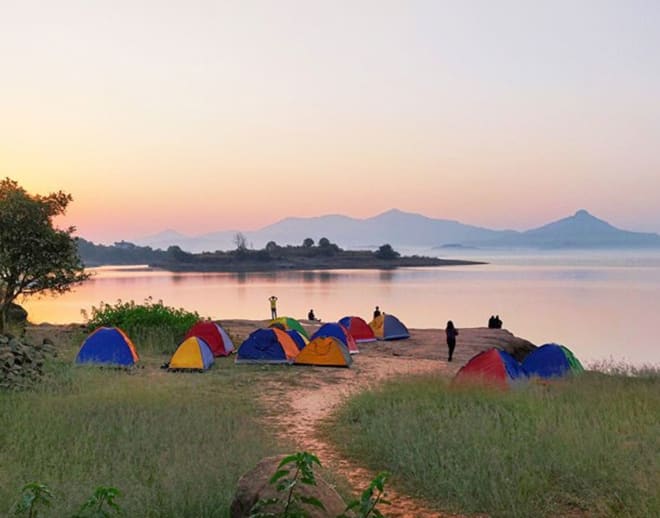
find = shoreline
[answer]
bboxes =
[83,258,487,273]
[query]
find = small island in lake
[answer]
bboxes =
[77,236,484,272]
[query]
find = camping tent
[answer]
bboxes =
[454,348,526,389]
[75,327,139,366]
[168,336,215,371]
[286,329,308,350]
[184,321,234,357]
[338,316,377,343]
[369,314,410,340]
[311,323,359,354]
[236,328,300,364]
[522,343,584,379]
[294,336,353,368]
[269,317,309,339]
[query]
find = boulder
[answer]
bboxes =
[0,334,55,390]
[230,456,347,518]
[7,303,28,324]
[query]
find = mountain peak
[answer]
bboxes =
[573,209,591,218]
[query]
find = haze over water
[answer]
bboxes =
[23,249,660,367]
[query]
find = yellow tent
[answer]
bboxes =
[294,336,352,368]
[169,336,215,370]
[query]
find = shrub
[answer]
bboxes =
[81,297,204,353]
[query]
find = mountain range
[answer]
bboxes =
[131,209,660,253]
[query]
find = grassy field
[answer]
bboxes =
[328,370,660,518]
[0,344,293,517]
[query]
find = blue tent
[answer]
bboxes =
[235,328,299,364]
[286,330,307,351]
[311,323,359,353]
[370,314,410,341]
[75,327,139,366]
[522,343,583,378]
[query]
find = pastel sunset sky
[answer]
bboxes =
[2,0,659,243]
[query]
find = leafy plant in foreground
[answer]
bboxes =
[12,482,53,517]
[73,486,123,517]
[250,452,325,518]
[339,472,390,518]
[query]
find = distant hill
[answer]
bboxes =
[129,209,660,252]
[475,210,660,248]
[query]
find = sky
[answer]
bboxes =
[1,0,659,243]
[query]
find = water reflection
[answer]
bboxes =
[21,254,660,366]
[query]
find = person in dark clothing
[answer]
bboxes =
[494,315,502,329]
[373,306,381,318]
[445,320,458,361]
[488,315,496,328]
[308,309,316,321]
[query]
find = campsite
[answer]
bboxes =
[1,315,658,517]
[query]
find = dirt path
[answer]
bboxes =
[258,327,527,517]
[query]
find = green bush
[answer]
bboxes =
[81,298,204,353]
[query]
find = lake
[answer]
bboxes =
[22,249,660,366]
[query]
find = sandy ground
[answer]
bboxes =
[25,320,531,517]
[224,321,532,517]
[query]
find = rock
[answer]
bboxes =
[7,303,28,324]
[230,456,348,518]
[0,334,57,391]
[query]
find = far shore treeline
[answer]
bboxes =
[76,236,482,272]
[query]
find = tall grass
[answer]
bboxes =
[0,355,286,516]
[329,370,660,518]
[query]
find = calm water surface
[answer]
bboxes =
[23,249,660,366]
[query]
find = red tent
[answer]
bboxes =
[184,321,234,357]
[454,348,526,389]
[338,316,377,343]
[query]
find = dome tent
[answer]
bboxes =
[338,316,376,343]
[184,320,234,357]
[294,336,353,368]
[522,343,584,379]
[236,328,300,364]
[311,323,359,354]
[76,327,139,367]
[286,329,308,350]
[454,348,526,389]
[269,316,309,339]
[369,314,410,340]
[168,336,214,371]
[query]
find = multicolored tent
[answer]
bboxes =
[311,323,359,354]
[168,336,215,371]
[236,328,300,364]
[184,321,234,357]
[454,348,526,389]
[75,327,139,366]
[338,316,377,343]
[294,336,353,368]
[286,329,308,350]
[269,316,310,339]
[369,314,410,341]
[522,343,584,379]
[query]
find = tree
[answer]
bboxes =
[233,232,248,251]
[0,178,89,332]
[302,237,314,248]
[318,237,330,248]
[375,244,400,260]
[265,240,279,252]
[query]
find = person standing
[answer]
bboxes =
[373,306,381,319]
[269,295,278,319]
[445,320,458,362]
